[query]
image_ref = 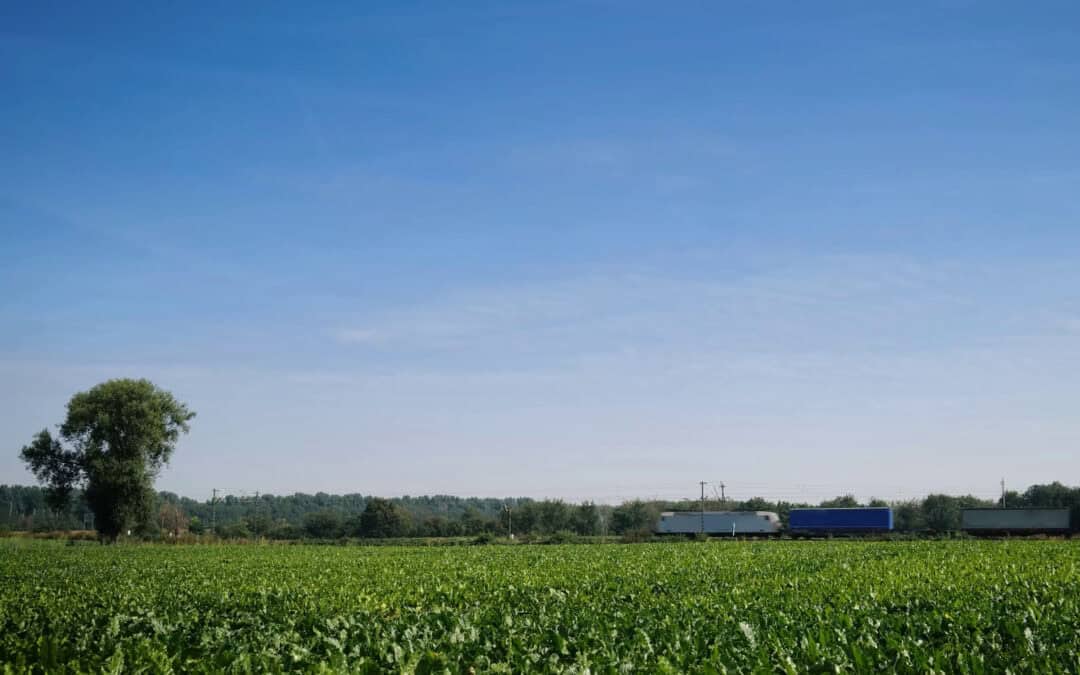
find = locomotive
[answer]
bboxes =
[656,510,781,535]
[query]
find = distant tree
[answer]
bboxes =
[343,513,365,538]
[571,501,600,536]
[535,500,572,534]
[19,379,195,542]
[359,498,409,538]
[418,515,462,538]
[158,502,187,536]
[956,495,992,509]
[1021,482,1078,509]
[1000,490,1023,508]
[268,521,303,540]
[740,497,775,512]
[513,502,540,534]
[217,520,251,539]
[819,495,860,508]
[868,498,889,508]
[245,513,274,538]
[188,516,206,535]
[460,507,491,535]
[303,509,344,539]
[611,500,657,535]
[892,500,925,531]
[922,494,961,531]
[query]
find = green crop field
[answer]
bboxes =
[2,540,1079,673]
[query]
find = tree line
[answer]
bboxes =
[5,482,1080,539]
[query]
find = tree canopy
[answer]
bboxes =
[20,379,194,541]
[359,498,410,538]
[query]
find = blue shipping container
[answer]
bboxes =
[788,508,893,532]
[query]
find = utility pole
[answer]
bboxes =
[1001,478,1006,508]
[719,482,726,506]
[699,481,708,534]
[211,488,218,533]
[504,504,513,539]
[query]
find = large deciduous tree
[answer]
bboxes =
[19,379,194,542]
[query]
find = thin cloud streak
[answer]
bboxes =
[330,252,1080,370]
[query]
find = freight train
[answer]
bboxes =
[656,507,1072,536]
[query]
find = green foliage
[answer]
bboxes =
[459,507,490,535]
[0,484,95,531]
[893,500,926,531]
[303,509,344,539]
[358,498,409,538]
[269,522,304,540]
[921,494,988,532]
[547,529,578,544]
[740,497,774,512]
[18,379,194,541]
[472,532,496,545]
[571,501,601,536]
[1,540,1079,672]
[216,521,251,539]
[417,515,464,538]
[244,512,274,537]
[610,500,657,535]
[819,494,860,508]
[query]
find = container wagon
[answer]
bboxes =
[961,508,1070,535]
[656,511,781,536]
[788,507,893,535]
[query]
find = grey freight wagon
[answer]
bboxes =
[961,508,1070,534]
[656,511,781,535]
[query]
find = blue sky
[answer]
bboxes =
[2,2,1079,503]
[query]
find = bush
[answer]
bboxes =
[548,530,578,545]
[269,523,304,540]
[620,527,655,543]
[217,521,252,539]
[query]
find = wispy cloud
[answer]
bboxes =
[333,254,989,342]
